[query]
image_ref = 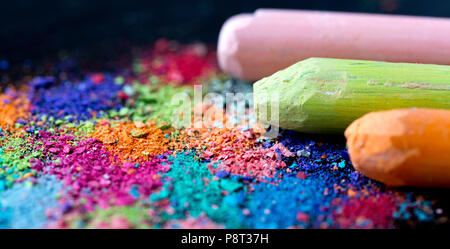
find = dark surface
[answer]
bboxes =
[1,0,450,62]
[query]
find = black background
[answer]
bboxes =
[1,0,450,61]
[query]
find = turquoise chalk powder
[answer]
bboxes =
[151,151,248,228]
[0,175,62,228]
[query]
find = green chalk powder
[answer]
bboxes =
[29,117,96,138]
[70,120,96,136]
[109,83,193,128]
[70,203,154,228]
[0,136,42,191]
[151,151,248,228]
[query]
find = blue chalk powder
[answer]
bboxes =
[28,75,123,121]
[0,175,62,228]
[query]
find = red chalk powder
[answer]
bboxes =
[136,39,217,85]
[333,194,397,229]
[164,214,224,229]
[209,143,295,179]
[171,125,294,179]
[171,127,256,157]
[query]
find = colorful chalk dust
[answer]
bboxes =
[0,38,448,229]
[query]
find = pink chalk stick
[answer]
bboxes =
[218,9,450,81]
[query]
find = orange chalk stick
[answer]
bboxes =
[345,108,450,188]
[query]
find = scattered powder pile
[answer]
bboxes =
[332,194,398,229]
[275,130,373,188]
[151,151,247,228]
[332,192,435,228]
[31,130,170,211]
[173,127,292,179]
[0,91,29,130]
[133,39,217,85]
[243,176,338,229]
[203,77,253,98]
[28,75,123,121]
[91,120,170,162]
[163,214,224,229]
[0,175,62,228]
[0,135,41,191]
[51,202,155,229]
[209,142,294,179]
[171,128,256,157]
[108,83,193,128]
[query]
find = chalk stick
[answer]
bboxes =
[253,57,450,134]
[345,108,450,187]
[218,9,450,81]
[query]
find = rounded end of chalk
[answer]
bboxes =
[217,13,253,81]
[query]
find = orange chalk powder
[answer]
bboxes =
[91,120,170,163]
[168,101,264,155]
[0,93,29,131]
[169,127,256,158]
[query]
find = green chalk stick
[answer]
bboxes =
[254,57,450,134]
